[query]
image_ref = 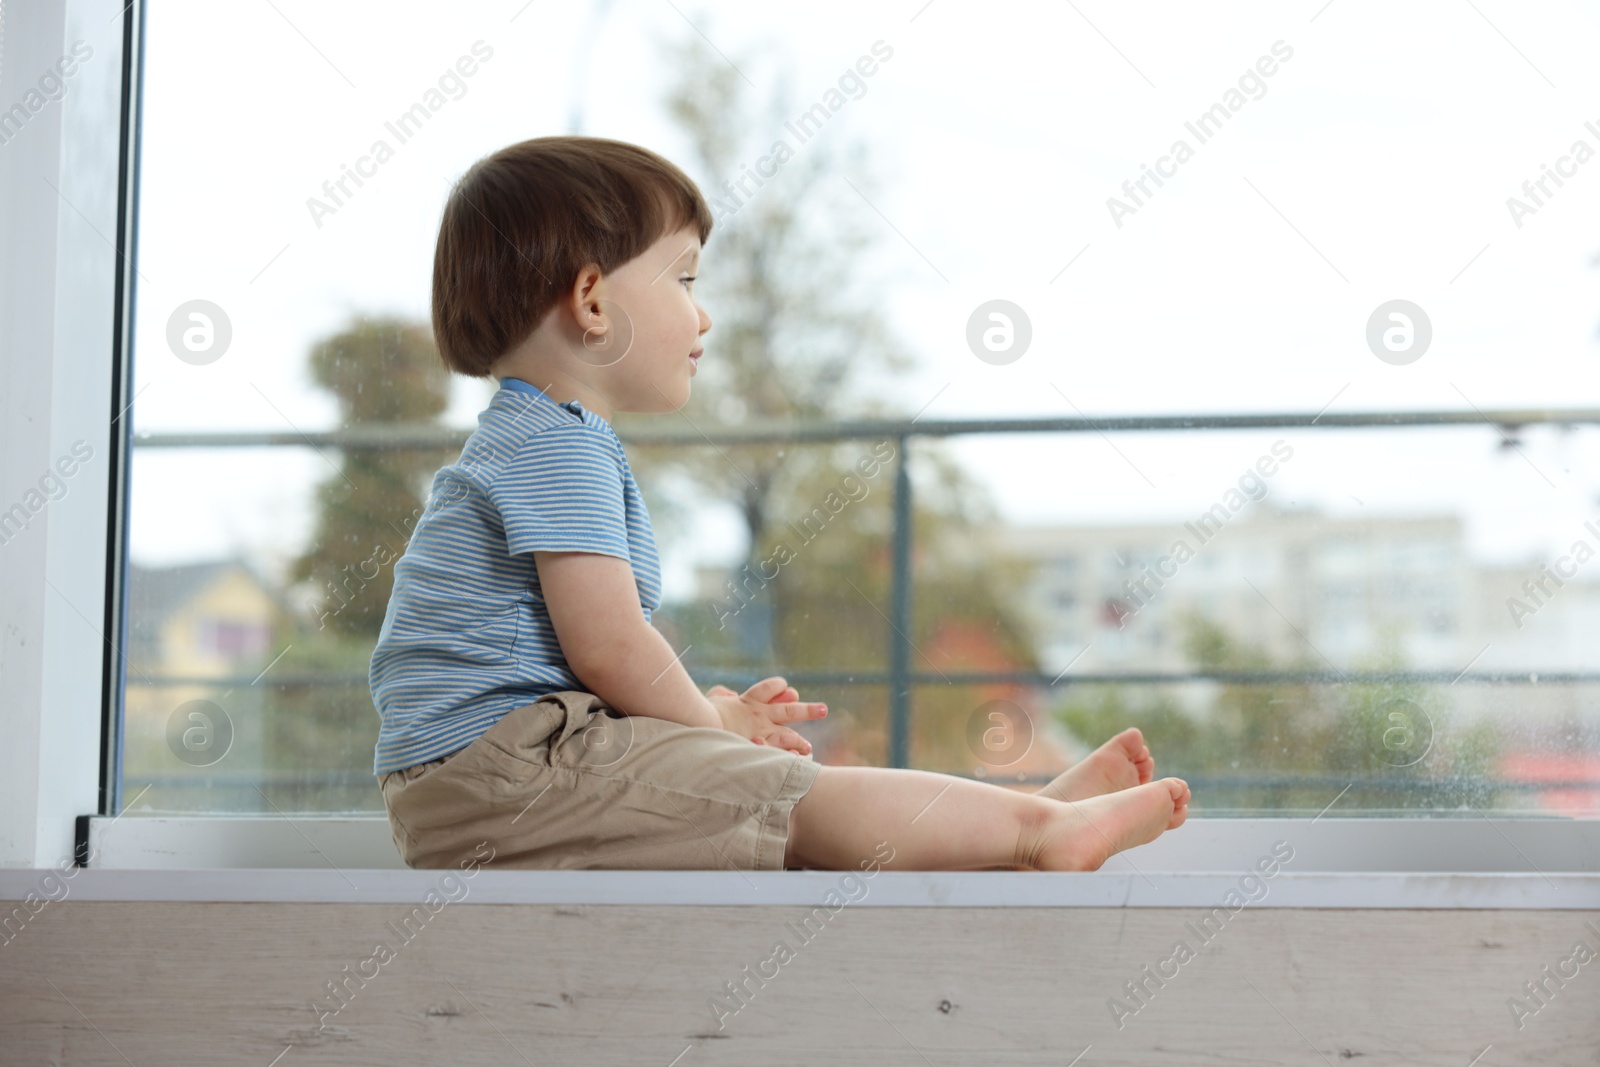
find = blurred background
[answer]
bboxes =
[122,0,1600,816]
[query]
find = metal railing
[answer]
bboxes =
[135,405,1600,772]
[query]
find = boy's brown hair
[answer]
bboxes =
[432,135,714,377]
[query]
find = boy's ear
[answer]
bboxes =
[566,262,605,327]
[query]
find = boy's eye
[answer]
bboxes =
[680,275,696,287]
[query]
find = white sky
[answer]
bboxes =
[129,0,1600,596]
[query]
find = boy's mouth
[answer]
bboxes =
[688,348,702,372]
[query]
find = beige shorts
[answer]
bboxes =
[378,690,823,871]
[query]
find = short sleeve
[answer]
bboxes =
[482,426,631,559]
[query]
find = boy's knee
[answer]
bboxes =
[782,771,825,869]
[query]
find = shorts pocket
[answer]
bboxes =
[549,705,642,772]
[475,694,581,771]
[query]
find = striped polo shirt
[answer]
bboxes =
[369,375,662,776]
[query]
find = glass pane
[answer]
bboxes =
[124,2,1600,816]
[943,428,1600,816]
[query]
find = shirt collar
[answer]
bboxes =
[497,376,614,434]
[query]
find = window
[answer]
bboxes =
[79,2,1598,846]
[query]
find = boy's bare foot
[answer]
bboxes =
[1018,777,1190,872]
[1035,727,1154,803]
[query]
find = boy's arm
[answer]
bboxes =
[534,549,722,730]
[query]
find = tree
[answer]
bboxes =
[264,315,456,810]
[618,25,914,666]
[287,316,455,638]
[634,27,1039,768]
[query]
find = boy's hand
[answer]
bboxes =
[705,676,826,755]
[706,677,798,703]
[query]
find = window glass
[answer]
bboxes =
[125,2,1600,816]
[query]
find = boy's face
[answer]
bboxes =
[598,224,711,414]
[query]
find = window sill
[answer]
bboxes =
[1,815,1587,909]
[2,867,1598,909]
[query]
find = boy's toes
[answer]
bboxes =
[1169,797,1189,829]
[1111,729,1153,778]
[1162,778,1191,826]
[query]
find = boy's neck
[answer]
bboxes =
[493,353,615,423]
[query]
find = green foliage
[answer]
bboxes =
[258,627,384,812]
[262,316,455,809]
[287,316,455,639]
[1051,609,1506,812]
[1179,608,1325,771]
[1054,685,1206,765]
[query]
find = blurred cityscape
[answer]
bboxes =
[124,491,1600,815]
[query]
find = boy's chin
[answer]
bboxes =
[631,382,691,415]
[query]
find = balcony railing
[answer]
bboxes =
[133,405,1600,782]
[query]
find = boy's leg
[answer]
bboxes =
[783,766,1031,871]
[783,764,1188,872]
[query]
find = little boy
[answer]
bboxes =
[370,135,1190,872]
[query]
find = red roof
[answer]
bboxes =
[1497,752,1600,813]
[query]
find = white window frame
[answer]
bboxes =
[2,0,1596,905]
[1,0,138,873]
